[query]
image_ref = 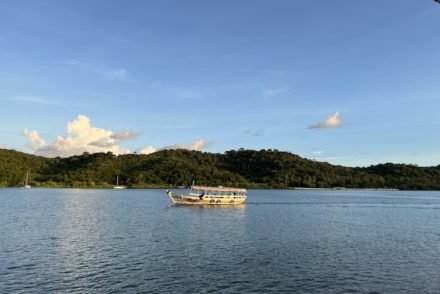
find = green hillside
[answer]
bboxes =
[1,148,439,190]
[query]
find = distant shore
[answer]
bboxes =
[1,186,401,191]
[2,148,440,190]
[291,187,399,191]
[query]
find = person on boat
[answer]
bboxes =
[199,192,205,200]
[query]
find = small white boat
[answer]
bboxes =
[113,175,125,189]
[24,170,31,189]
[166,185,247,205]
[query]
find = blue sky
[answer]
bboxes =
[1,0,439,166]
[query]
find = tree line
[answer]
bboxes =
[1,148,440,190]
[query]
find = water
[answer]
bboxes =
[1,189,440,293]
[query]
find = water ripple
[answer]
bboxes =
[1,189,440,293]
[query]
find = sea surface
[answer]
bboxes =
[1,189,440,293]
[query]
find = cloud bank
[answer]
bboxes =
[23,115,211,157]
[24,115,131,157]
[308,111,344,129]
[138,139,212,155]
[23,128,47,150]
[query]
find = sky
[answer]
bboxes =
[1,0,439,167]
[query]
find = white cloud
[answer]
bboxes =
[111,131,141,140]
[186,139,211,151]
[95,68,127,80]
[23,115,131,157]
[23,128,46,150]
[164,139,212,151]
[23,114,211,157]
[138,146,157,155]
[308,111,344,129]
[89,138,116,148]
[138,139,212,155]
[10,95,57,105]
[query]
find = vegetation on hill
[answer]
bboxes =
[0,148,439,190]
[357,163,440,190]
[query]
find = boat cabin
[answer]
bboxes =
[190,185,247,198]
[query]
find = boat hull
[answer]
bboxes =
[166,190,246,205]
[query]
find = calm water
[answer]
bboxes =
[1,189,440,293]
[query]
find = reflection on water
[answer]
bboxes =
[1,189,440,293]
[167,203,247,214]
[56,189,114,289]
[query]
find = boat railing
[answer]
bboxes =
[190,190,246,197]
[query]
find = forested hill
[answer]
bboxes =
[1,148,440,190]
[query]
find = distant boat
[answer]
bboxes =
[24,170,31,189]
[113,175,125,189]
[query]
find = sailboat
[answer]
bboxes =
[113,175,125,189]
[24,170,31,189]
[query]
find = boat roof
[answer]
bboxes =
[192,185,247,193]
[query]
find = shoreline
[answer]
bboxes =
[0,186,411,191]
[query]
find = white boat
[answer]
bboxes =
[113,175,125,189]
[166,185,247,205]
[24,170,31,189]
